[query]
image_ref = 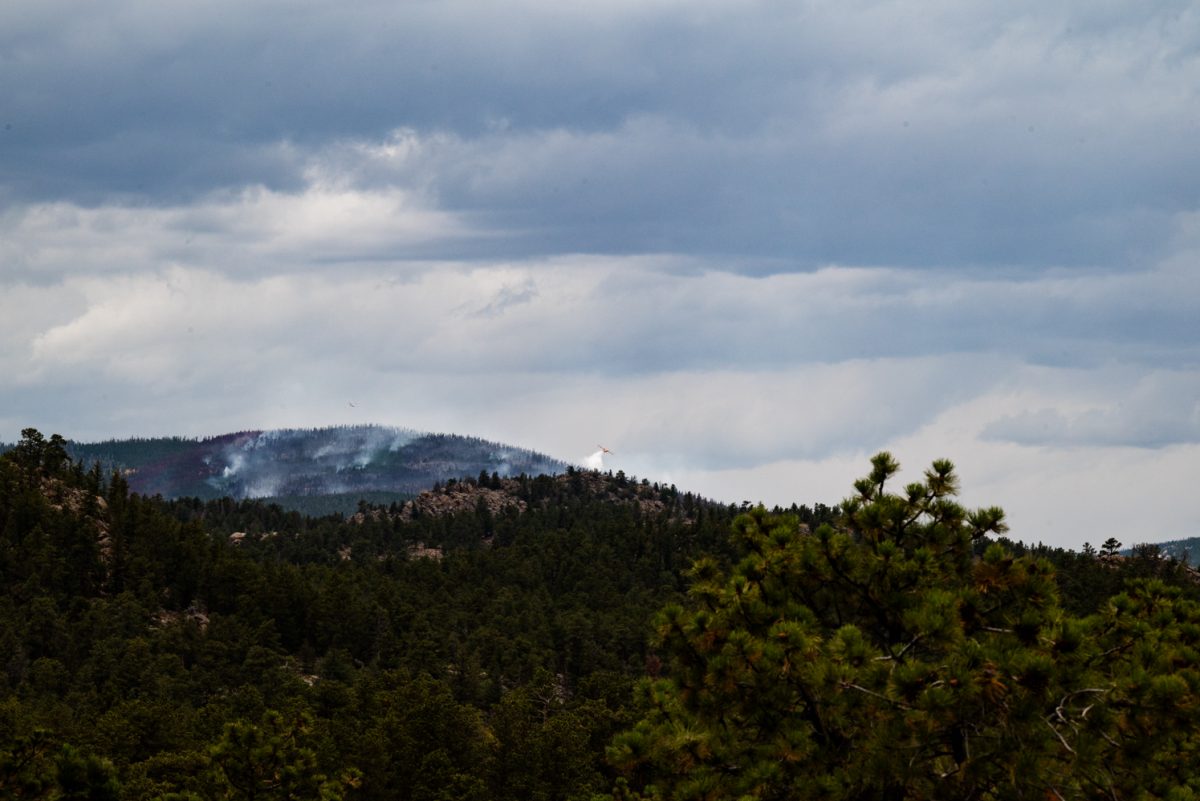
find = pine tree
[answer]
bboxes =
[197,710,360,801]
[607,453,1200,800]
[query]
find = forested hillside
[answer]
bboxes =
[3,430,1199,800]
[58,426,569,509]
[1126,536,1200,568]
[0,429,746,799]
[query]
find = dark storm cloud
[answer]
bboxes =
[3,0,1198,268]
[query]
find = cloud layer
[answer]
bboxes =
[5,1,1198,266]
[3,1,1198,548]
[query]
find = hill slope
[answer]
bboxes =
[0,428,738,800]
[64,425,569,502]
[1126,536,1200,567]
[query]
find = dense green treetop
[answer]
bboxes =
[606,453,1200,800]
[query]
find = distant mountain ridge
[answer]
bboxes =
[1126,537,1200,567]
[62,425,570,502]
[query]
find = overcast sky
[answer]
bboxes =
[4,0,1198,548]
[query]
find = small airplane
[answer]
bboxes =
[348,401,358,408]
[597,445,614,455]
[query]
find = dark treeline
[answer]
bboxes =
[3,430,1197,800]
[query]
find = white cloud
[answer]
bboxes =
[8,253,1197,550]
[981,369,1200,447]
[0,181,473,282]
[10,185,1198,377]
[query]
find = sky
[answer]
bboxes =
[3,0,1198,549]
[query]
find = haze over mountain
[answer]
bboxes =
[62,425,569,503]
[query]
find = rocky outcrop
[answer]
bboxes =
[40,477,112,563]
[152,603,210,632]
[350,469,691,526]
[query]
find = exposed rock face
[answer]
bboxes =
[397,483,528,521]
[351,469,690,526]
[40,477,112,564]
[153,604,210,632]
[407,543,444,561]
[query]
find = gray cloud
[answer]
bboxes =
[4,256,1194,453]
[981,371,1200,448]
[3,1,1198,268]
[5,240,1198,381]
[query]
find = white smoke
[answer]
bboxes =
[388,431,414,451]
[244,477,282,498]
[583,449,605,470]
[221,453,246,478]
